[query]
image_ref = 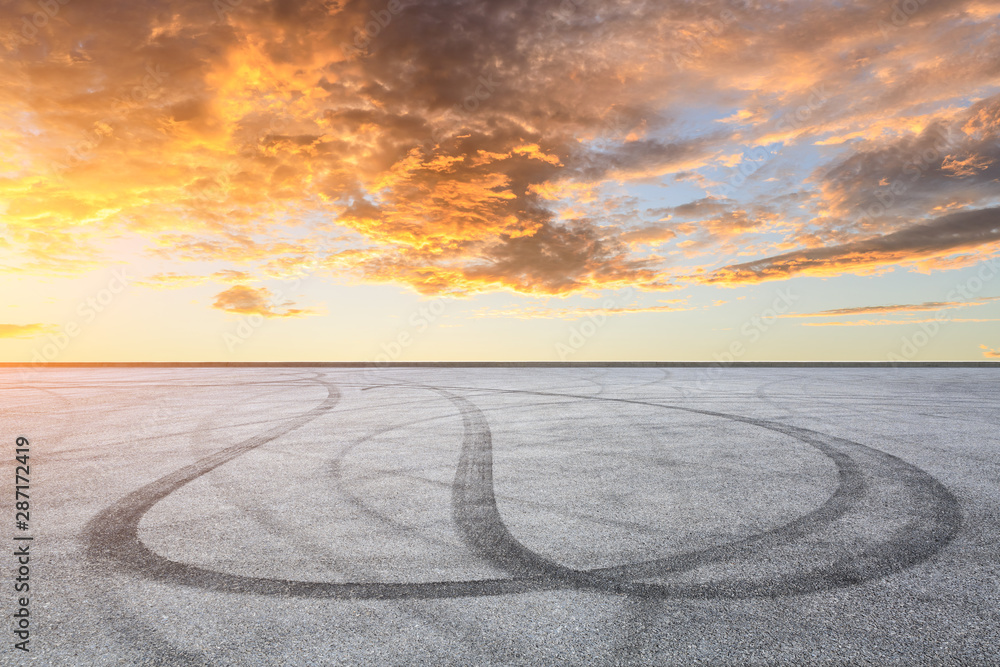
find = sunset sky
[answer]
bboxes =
[2,0,999,362]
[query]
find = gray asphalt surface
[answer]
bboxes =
[1,367,998,665]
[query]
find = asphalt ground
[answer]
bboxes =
[1,367,998,665]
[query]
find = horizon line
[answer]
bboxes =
[1,361,997,368]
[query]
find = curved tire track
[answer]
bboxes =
[85,379,962,601]
[84,381,541,600]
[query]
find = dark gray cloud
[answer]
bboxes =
[703,206,1000,283]
[819,94,1000,228]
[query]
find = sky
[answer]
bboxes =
[1,0,1000,362]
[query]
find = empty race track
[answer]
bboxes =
[2,367,998,665]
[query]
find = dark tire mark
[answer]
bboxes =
[370,381,963,598]
[443,389,590,583]
[585,411,962,598]
[84,381,544,600]
[588,417,867,581]
[85,378,962,602]
[331,398,681,545]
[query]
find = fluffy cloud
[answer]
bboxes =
[2,0,999,298]
[211,285,314,318]
[817,95,1000,228]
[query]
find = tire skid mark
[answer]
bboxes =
[85,377,962,602]
[194,376,349,583]
[589,417,867,582]
[338,389,662,544]
[442,389,589,584]
[84,380,547,599]
[327,405,502,556]
[369,381,963,598]
[77,376,322,667]
[588,412,961,598]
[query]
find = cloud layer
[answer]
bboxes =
[2,0,999,299]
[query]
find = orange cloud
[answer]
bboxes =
[786,297,1000,318]
[213,269,253,283]
[980,345,1000,358]
[702,208,1000,285]
[621,225,677,246]
[802,318,1000,327]
[0,323,56,339]
[211,286,315,318]
[942,153,994,177]
[2,0,1000,302]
